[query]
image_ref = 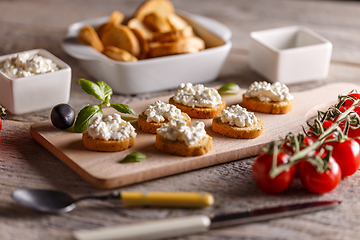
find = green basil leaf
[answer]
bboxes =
[121,116,138,121]
[120,152,146,163]
[96,81,113,99]
[110,103,136,115]
[78,78,105,101]
[74,105,103,133]
[217,83,241,95]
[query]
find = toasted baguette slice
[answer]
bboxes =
[82,130,136,152]
[134,0,175,20]
[97,11,125,38]
[242,94,293,114]
[143,12,172,33]
[152,25,193,42]
[168,13,189,30]
[149,36,205,58]
[131,28,150,60]
[127,18,153,40]
[100,24,140,57]
[78,25,104,52]
[169,97,226,119]
[212,116,264,139]
[138,111,191,134]
[103,46,138,62]
[155,134,212,156]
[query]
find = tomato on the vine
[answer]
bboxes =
[252,152,296,194]
[342,93,360,110]
[326,139,360,177]
[298,155,341,194]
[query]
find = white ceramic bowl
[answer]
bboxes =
[0,49,71,115]
[61,11,232,95]
[249,26,332,84]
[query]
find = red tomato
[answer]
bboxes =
[307,120,337,141]
[326,139,360,177]
[0,118,2,131]
[298,156,341,194]
[252,152,296,194]
[342,93,360,109]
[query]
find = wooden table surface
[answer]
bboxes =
[1,0,360,239]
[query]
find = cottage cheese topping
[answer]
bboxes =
[157,120,207,146]
[144,100,184,123]
[244,81,293,103]
[172,83,222,108]
[87,113,136,141]
[0,52,59,79]
[220,105,258,128]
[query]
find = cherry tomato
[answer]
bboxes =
[298,156,341,194]
[342,93,360,110]
[326,139,360,177]
[252,152,296,194]
[307,120,337,141]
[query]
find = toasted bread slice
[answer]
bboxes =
[97,11,125,38]
[152,25,193,42]
[167,13,189,30]
[78,25,104,52]
[212,116,264,139]
[143,12,172,33]
[242,94,293,114]
[155,134,212,156]
[138,111,191,133]
[149,36,205,58]
[82,130,136,152]
[134,0,175,20]
[169,97,226,119]
[127,18,153,40]
[131,28,150,60]
[100,24,140,57]
[103,46,138,62]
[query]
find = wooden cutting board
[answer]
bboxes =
[30,83,359,189]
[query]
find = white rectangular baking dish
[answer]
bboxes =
[61,12,232,94]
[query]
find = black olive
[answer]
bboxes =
[51,104,75,129]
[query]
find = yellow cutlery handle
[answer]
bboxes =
[120,192,214,208]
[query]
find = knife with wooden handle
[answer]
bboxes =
[73,200,340,240]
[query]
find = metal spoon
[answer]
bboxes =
[11,189,214,214]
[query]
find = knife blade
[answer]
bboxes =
[73,200,340,240]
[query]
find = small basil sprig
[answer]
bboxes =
[74,79,136,133]
[120,152,146,163]
[217,83,240,95]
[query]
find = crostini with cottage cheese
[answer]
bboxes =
[242,81,293,114]
[169,83,226,119]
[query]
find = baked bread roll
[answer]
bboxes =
[155,120,212,156]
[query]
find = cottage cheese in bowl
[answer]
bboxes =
[0,52,59,79]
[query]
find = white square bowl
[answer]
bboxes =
[61,11,232,95]
[249,26,332,84]
[0,49,71,115]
